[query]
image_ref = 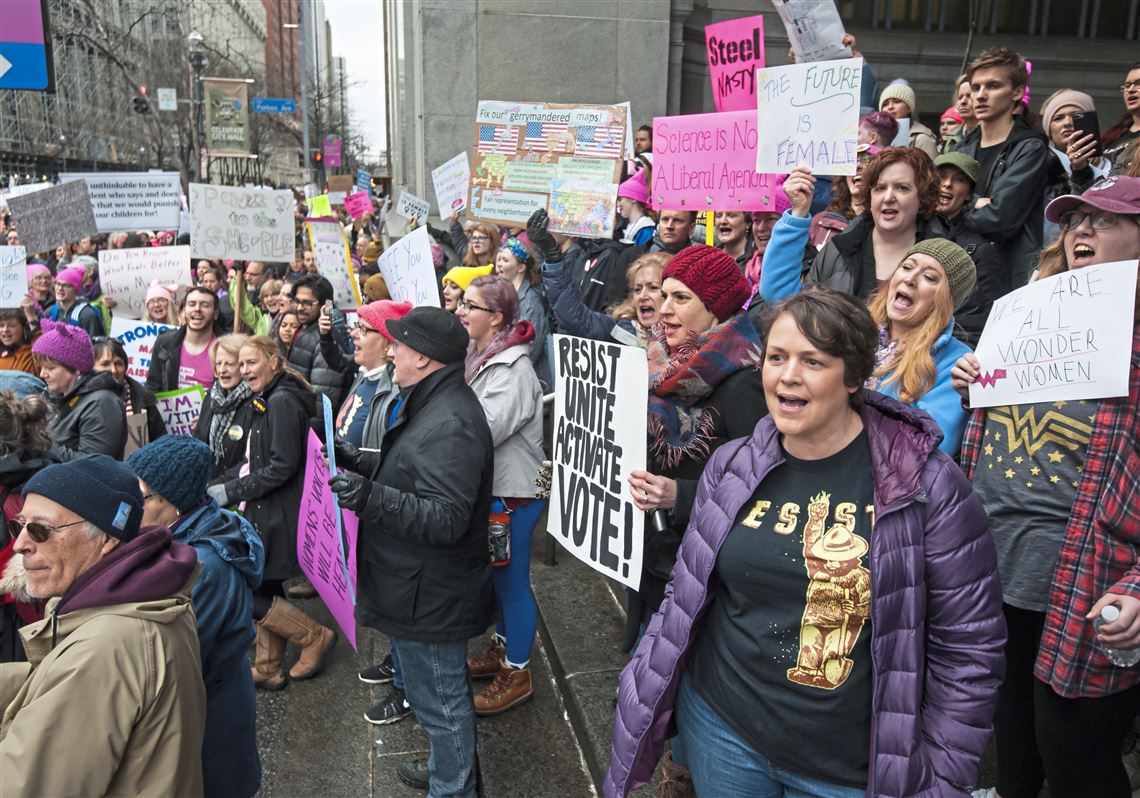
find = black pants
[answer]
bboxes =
[252,579,286,620]
[995,603,1140,798]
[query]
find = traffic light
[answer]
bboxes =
[132,86,150,114]
[313,149,324,166]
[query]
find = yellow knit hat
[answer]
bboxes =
[441,264,494,291]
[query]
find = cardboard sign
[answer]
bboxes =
[0,246,27,309]
[548,335,647,590]
[772,0,852,63]
[98,245,192,320]
[618,101,635,160]
[755,57,863,176]
[59,172,181,232]
[304,218,362,310]
[154,385,205,436]
[344,191,373,220]
[705,15,766,112]
[123,413,149,457]
[109,317,173,381]
[378,226,439,308]
[6,181,99,255]
[969,260,1138,408]
[651,110,779,211]
[297,395,357,650]
[189,184,295,261]
[468,101,627,238]
[327,174,355,193]
[394,188,430,226]
[431,152,471,215]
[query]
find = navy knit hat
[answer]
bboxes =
[127,435,212,515]
[23,455,145,541]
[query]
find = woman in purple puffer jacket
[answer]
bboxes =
[607,287,1006,798]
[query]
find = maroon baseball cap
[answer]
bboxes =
[1045,175,1140,222]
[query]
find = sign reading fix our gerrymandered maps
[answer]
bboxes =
[468,101,627,239]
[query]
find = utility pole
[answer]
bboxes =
[299,0,312,184]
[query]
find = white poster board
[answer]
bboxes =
[98,245,192,320]
[969,260,1138,408]
[59,172,181,232]
[304,218,362,310]
[188,183,295,261]
[109,317,173,381]
[377,226,439,308]
[548,334,647,590]
[772,0,853,63]
[394,188,430,226]
[431,153,471,215]
[755,58,863,176]
[5,181,99,255]
[0,246,27,309]
[891,117,910,147]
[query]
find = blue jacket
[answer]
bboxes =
[173,499,265,798]
[542,258,640,347]
[759,211,971,457]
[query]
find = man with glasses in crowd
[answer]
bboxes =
[287,273,352,410]
[243,261,269,307]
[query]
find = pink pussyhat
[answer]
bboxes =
[26,262,52,282]
[618,170,650,206]
[145,280,177,304]
[54,266,86,291]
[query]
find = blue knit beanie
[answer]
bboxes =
[126,435,212,515]
[23,455,145,541]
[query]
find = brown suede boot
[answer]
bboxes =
[251,622,287,691]
[474,660,533,716]
[466,637,506,680]
[259,597,339,680]
[658,749,694,798]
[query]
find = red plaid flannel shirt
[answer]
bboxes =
[961,324,1140,699]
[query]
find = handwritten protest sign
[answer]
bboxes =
[0,246,27,309]
[189,184,295,261]
[755,57,863,176]
[969,260,1138,408]
[308,193,333,219]
[395,188,430,226]
[652,111,779,211]
[123,414,149,457]
[0,182,51,211]
[99,245,192,320]
[705,15,765,112]
[344,191,372,220]
[109,317,172,380]
[469,101,627,238]
[378,226,439,308]
[155,385,205,436]
[772,0,852,63]
[327,174,354,193]
[305,219,362,310]
[548,335,647,590]
[297,395,357,650]
[6,181,99,255]
[431,152,471,215]
[59,172,181,232]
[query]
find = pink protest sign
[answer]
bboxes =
[344,191,373,220]
[297,427,358,650]
[651,110,779,212]
[705,15,765,112]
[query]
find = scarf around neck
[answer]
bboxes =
[207,381,253,464]
[646,312,763,470]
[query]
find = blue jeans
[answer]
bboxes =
[389,638,476,798]
[675,671,865,798]
[389,641,404,691]
[492,498,545,666]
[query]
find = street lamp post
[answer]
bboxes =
[59,134,67,174]
[188,30,208,184]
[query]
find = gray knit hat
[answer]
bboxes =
[904,239,976,311]
[880,82,917,115]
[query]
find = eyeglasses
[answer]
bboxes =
[1122,80,1140,92]
[7,517,87,543]
[294,298,319,308]
[468,235,491,243]
[1058,209,1137,232]
[352,322,381,335]
[457,299,495,313]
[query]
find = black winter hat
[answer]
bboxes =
[385,306,469,365]
[23,455,145,541]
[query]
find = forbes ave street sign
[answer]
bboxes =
[252,96,297,114]
[0,0,55,91]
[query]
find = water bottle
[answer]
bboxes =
[1095,605,1140,667]
[488,498,511,567]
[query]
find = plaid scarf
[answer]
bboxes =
[207,381,253,465]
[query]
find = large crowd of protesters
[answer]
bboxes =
[0,42,1138,798]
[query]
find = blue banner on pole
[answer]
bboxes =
[252,96,296,114]
[355,167,371,194]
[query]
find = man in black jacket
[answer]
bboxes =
[145,287,222,393]
[287,274,350,410]
[329,307,494,797]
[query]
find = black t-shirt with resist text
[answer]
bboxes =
[688,431,876,787]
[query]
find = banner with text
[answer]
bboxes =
[705,15,765,112]
[431,152,471,215]
[969,259,1138,408]
[394,188,430,226]
[59,172,181,232]
[6,181,99,255]
[109,317,173,381]
[755,57,863,176]
[99,245,192,320]
[772,0,852,63]
[548,335,647,590]
[0,246,27,309]
[189,184,295,262]
[203,78,251,156]
[304,218,362,310]
[378,226,439,308]
[652,110,779,212]
[469,101,627,238]
[154,385,205,436]
[344,191,373,220]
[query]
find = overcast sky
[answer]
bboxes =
[324,0,386,157]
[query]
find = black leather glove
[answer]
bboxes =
[324,438,378,475]
[526,208,562,264]
[329,471,372,513]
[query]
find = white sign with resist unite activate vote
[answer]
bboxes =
[969,260,1138,408]
[549,335,647,590]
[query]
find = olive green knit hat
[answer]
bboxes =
[904,238,976,311]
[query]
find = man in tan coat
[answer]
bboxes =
[0,454,206,797]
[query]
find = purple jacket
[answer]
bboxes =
[606,393,1006,798]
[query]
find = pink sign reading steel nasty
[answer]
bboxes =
[651,110,778,212]
[705,15,765,112]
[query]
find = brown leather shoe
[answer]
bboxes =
[467,639,505,680]
[286,577,318,599]
[251,623,287,691]
[474,661,533,716]
[259,597,339,680]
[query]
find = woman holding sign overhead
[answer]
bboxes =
[951,176,1140,798]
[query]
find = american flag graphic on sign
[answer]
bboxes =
[478,124,519,154]
[574,124,623,158]
[524,119,569,152]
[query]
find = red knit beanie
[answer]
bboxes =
[661,245,751,322]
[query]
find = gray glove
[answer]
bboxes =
[206,483,229,507]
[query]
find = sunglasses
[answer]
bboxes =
[8,517,87,543]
